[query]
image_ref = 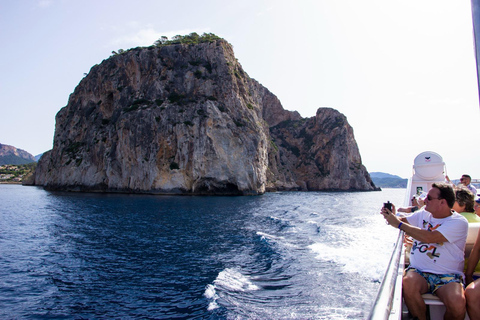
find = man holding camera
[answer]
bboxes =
[381,182,468,320]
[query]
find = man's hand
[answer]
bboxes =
[381,204,402,228]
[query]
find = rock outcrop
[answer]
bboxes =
[267,108,375,191]
[34,36,377,194]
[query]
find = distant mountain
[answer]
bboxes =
[370,172,408,188]
[0,143,36,165]
[370,172,403,179]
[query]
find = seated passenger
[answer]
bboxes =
[454,187,480,223]
[398,195,425,215]
[460,174,477,197]
[465,228,480,319]
[381,183,468,320]
[447,174,477,197]
[475,198,480,218]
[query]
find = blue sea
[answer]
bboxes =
[0,184,405,319]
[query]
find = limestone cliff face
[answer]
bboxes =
[267,108,376,191]
[34,38,377,194]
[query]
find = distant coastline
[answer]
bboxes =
[370,172,407,188]
[0,164,36,184]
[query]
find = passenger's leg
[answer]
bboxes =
[466,279,480,320]
[435,281,466,320]
[403,270,429,320]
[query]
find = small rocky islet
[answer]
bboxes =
[33,33,378,195]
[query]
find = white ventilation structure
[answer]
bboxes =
[404,151,446,206]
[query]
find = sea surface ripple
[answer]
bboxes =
[0,185,405,319]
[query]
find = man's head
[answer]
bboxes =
[424,182,455,216]
[460,174,472,186]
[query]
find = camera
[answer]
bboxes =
[383,201,392,212]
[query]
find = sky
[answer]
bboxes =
[1,0,479,179]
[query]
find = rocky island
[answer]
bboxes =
[33,33,377,195]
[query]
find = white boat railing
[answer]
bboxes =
[368,230,404,320]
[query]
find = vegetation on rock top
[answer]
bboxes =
[111,32,223,57]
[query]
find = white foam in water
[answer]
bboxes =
[204,284,219,311]
[207,190,404,318]
[215,268,259,292]
[269,215,282,221]
[309,222,397,281]
[204,284,216,299]
[204,268,260,312]
[256,231,284,241]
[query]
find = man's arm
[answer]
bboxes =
[381,209,448,243]
[399,221,448,243]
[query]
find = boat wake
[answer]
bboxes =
[204,268,260,311]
